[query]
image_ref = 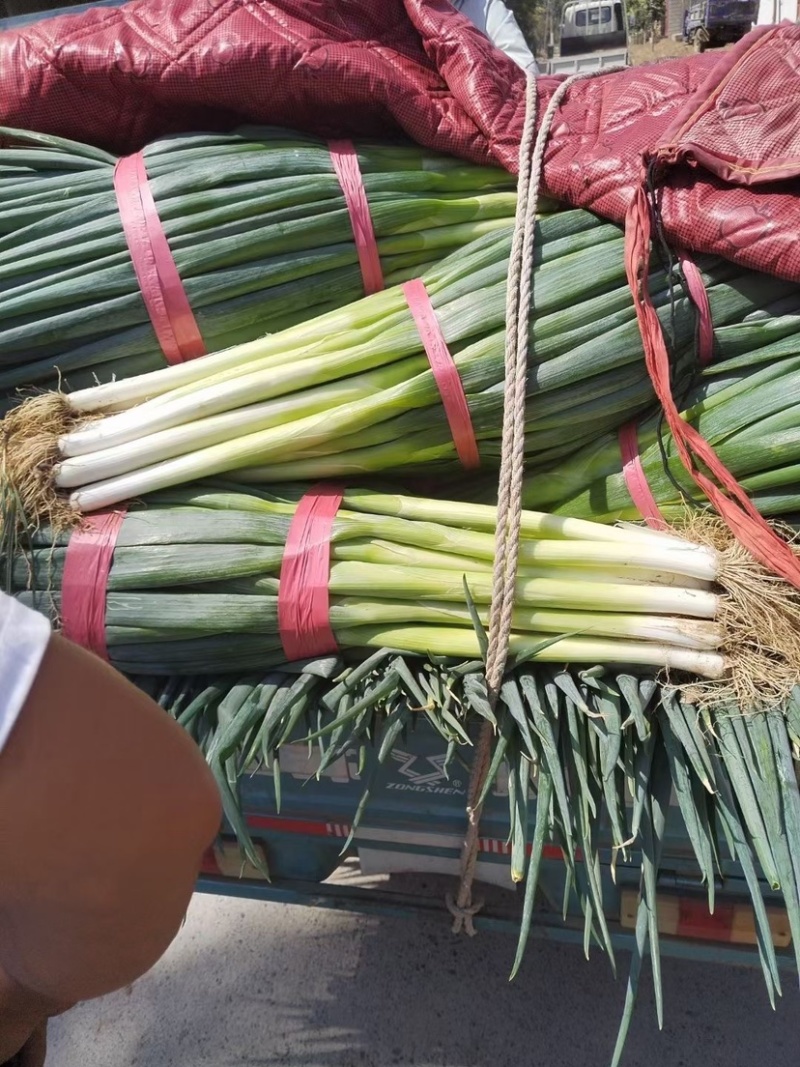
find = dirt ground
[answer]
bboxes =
[630,38,695,63]
[629,38,734,65]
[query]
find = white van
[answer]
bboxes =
[559,0,628,56]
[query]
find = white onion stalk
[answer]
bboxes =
[326,561,718,619]
[335,627,727,678]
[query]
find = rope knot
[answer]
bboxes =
[446,893,486,936]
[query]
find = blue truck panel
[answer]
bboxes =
[198,717,794,971]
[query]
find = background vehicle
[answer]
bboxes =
[683,0,758,51]
[546,0,630,74]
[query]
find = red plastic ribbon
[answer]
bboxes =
[618,422,667,530]
[61,508,127,661]
[679,252,714,367]
[329,139,384,296]
[402,278,481,470]
[113,152,207,365]
[278,484,344,662]
[619,249,714,529]
[625,182,800,590]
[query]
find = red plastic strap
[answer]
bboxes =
[679,252,714,367]
[402,278,481,470]
[278,484,344,662]
[625,183,800,590]
[113,152,207,365]
[618,422,667,530]
[329,139,384,296]
[618,249,712,529]
[61,508,127,661]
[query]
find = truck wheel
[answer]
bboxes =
[694,33,706,52]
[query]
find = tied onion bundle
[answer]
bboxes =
[517,330,800,523]
[5,210,796,516]
[0,125,517,400]
[6,483,734,679]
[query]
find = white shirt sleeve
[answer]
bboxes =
[453,0,541,74]
[0,590,51,756]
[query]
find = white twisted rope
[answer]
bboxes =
[448,66,625,937]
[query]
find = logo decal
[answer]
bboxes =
[388,750,463,792]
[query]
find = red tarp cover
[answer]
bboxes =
[1,1,799,281]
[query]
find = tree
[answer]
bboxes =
[625,0,666,34]
[505,0,554,52]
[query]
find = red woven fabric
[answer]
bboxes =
[2,3,799,281]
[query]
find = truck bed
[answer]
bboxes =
[198,718,794,973]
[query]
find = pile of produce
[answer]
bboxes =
[0,125,516,402]
[4,118,800,1067]
[3,210,798,517]
[8,475,800,1061]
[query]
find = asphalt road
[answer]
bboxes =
[49,891,797,1067]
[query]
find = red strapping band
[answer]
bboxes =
[61,508,127,661]
[618,422,667,530]
[278,484,344,662]
[618,250,713,529]
[402,278,481,470]
[329,139,384,296]
[113,152,207,365]
[679,252,714,367]
[624,182,800,590]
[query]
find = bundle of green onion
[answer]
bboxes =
[516,329,800,522]
[0,128,117,235]
[6,210,796,516]
[0,125,517,401]
[8,483,728,679]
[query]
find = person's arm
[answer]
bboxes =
[0,631,221,1057]
[455,0,540,73]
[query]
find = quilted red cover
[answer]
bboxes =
[1,0,799,281]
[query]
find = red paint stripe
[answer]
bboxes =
[246,814,346,838]
[677,897,735,942]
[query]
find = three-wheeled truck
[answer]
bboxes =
[683,0,758,51]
